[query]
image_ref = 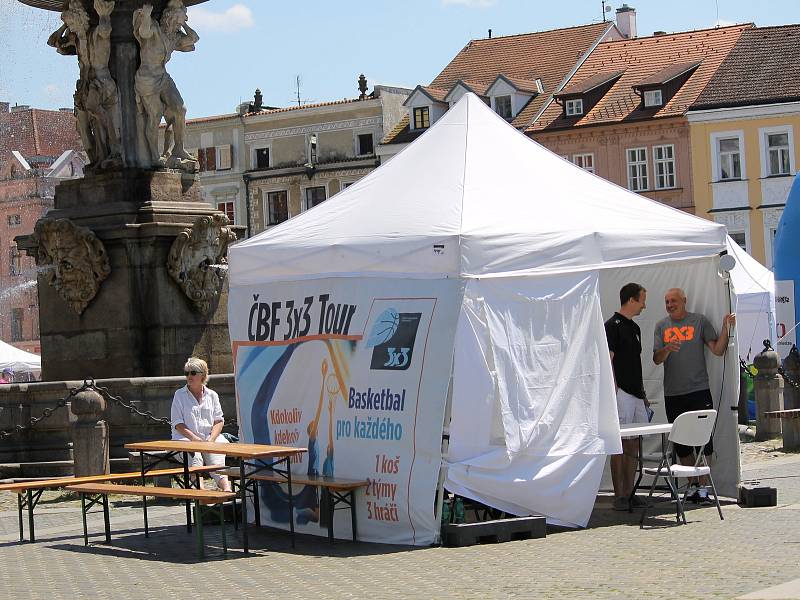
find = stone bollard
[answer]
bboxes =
[780,345,800,449]
[753,342,783,441]
[70,389,110,477]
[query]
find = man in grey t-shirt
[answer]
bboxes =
[653,288,735,503]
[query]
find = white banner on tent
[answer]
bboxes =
[775,280,796,359]
[229,278,461,545]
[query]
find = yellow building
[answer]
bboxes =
[688,25,800,268]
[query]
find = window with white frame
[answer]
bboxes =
[565,98,583,116]
[626,147,648,191]
[266,190,288,226]
[717,137,742,180]
[643,89,663,107]
[494,95,512,119]
[217,145,232,170]
[729,231,747,251]
[217,200,235,224]
[766,132,791,176]
[341,181,354,190]
[572,153,595,173]
[304,186,326,210]
[9,246,21,276]
[197,144,232,172]
[7,214,21,227]
[653,144,676,189]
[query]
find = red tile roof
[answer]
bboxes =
[0,108,81,164]
[530,24,751,132]
[383,22,614,144]
[556,70,625,97]
[693,25,800,109]
[635,61,701,88]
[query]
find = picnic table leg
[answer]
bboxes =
[102,494,111,543]
[219,502,227,555]
[286,459,295,549]
[194,500,204,559]
[81,493,89,546]
[253,479,261,527]
[326,488,334,544]
[240,461,248,554]
[350,490,358,542]
[26,489,35,542]
[140,451,149,538]
[184,451,192,533]
[17,493,24,542]
[231,488,238,531]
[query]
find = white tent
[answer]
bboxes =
[726,237,776,361]
[0,339,41,373]
[228,93,739,544]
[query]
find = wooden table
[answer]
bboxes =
[125,440,307,552]
[619,423,673,510]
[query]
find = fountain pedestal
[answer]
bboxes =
[17,171,243,380]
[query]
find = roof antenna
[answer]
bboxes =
[295,75,302,107]
[488,28,492,39]
[602,0,612,22]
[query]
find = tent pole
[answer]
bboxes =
[433,366,455,544]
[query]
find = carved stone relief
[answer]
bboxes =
[32,219,111,315]
[167,214,237,313]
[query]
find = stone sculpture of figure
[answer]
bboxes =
[32,219,112,315]
[133,0,199,171]
[48,0,121,170]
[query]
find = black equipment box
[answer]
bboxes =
[738,485,778,507]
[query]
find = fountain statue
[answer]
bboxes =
[14,0,243,380]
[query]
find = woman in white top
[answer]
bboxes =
[170,357,232,492]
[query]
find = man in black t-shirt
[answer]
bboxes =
[605,282,649,511]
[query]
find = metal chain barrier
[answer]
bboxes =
[87,379,238,428]
[1,379,238,440]
[88,379,172,426]
[0,380,88,440]
[778,368,800,392]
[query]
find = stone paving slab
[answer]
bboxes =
[0,454,798,599]
[738,579,800,600]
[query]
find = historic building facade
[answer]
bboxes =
[0,103,84,353]
[182,80,410,238]
[688,25,800,267]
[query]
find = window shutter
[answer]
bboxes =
[206,146,217,171]
[218,144,232,170]
[197,148,207,172]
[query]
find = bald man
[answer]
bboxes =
[653,288,735,504]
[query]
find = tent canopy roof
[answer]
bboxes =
[0,339,41,372]
[230,93,725,284]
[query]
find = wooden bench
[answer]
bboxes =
[67,483,236,559]
[0,465,222,542]
[223,469,368,543]
[764,408,800,450]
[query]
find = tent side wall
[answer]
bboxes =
[228,276,463,546]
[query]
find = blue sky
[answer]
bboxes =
[1,0,798,118]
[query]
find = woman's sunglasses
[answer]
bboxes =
[185,370,199,376]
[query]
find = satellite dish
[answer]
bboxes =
[720,254,737,272]
[605,4,612,12]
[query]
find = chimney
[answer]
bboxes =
[616,4,637,39]
[653,30,667,36]
[358,74,368,100]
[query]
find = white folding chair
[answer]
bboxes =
[639,409,724,527]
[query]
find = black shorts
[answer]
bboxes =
[664,389,714,458]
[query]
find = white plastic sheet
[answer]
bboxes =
[447,273,620,527]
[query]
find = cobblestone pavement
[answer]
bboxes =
[1,442,799,599]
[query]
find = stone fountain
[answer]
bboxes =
[14,0,243,381]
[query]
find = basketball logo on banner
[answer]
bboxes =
[368,310,422,370]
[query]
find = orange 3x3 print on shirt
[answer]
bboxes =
[663,326,695,343]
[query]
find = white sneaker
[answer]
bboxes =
[697,487,712,504]
[686,483,700,503]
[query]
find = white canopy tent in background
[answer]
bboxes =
[726,237,776,361]
[228,93,740,543]
[0,339,41,375]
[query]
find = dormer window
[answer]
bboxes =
[414,106,430,129]
[643,89,663,107]
[565,98,584,116]
[494,95,512,119]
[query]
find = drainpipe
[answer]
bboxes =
[243,172,252,239]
